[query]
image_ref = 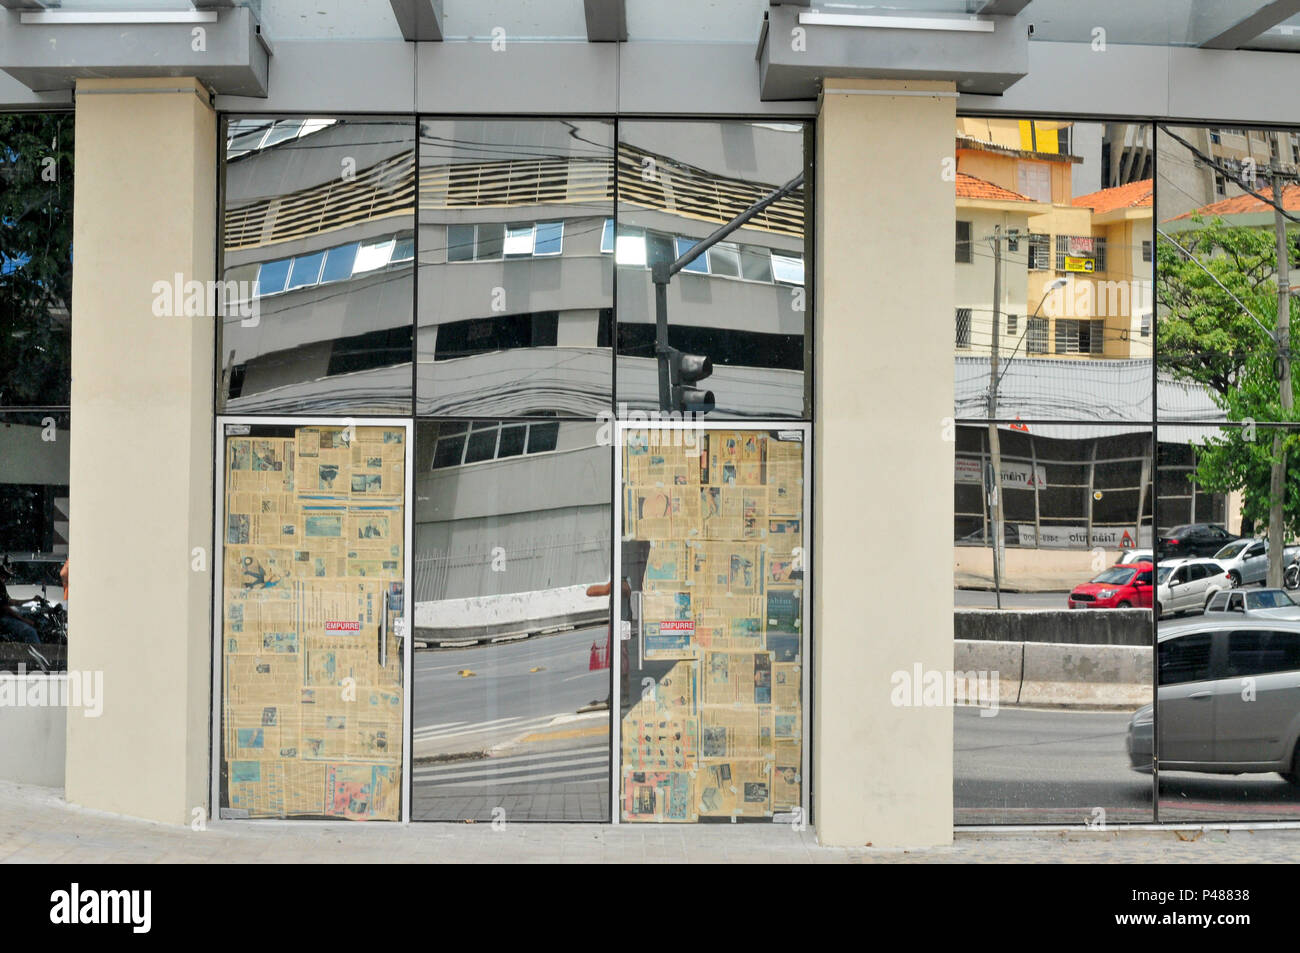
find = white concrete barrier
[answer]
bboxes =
[414,584,609,644]
[955,639,1152,709]
[1018,641,1152,708]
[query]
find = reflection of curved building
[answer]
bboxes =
[417,119,615,417]
[220,118,416,414]
[412,419,610,602]
[616,121,808,418]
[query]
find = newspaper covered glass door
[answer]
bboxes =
[615,424,809,823]
[216,420,411,820]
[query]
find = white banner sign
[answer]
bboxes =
[1017,525,1153,549]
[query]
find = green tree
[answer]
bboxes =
[1157,215,1300,535]
[0,113,73,407]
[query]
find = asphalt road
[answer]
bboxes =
[956,706,1300,824]
[411,623,612,758]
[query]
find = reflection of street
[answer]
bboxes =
[412,624,610,757]
[956,706,1152,824]
[956,706,1300,823]
[410,623,612,821]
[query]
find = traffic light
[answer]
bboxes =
[669,347,714,414]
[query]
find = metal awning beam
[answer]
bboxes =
[584,0,626,42]
[388,0,443,42]
[1200,0,1300,49]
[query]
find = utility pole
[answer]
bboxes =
[988,225,1004,609]
[1269,151,1293,587]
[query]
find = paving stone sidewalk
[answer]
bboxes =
[2,780,1298,863]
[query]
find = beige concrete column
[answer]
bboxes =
[65,78,216,824]
[814,79,955,847]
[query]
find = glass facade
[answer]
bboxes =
[215,116,813,821]
[956,114,1300,826]
[0,112,72,675]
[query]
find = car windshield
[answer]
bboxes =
[1091,567,1133,585]
[1248,590,1298,610]
[1215,541,1248,559]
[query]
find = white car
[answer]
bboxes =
[1156,558,1233,618]
[1205,587,1300,621]
[1211,538,1300,587]
[1116,548,1154,566]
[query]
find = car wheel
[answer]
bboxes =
[1284,743,1300,785]
[1229,571,1241,588]
[1117,600,1131,608]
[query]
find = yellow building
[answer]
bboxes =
[956,119,1153,360]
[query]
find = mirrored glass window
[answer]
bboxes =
[616,121,809,419]
[220,117,416,415]
[410,419,611,821]
[417,120,615,418]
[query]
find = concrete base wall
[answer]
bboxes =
[0,678,66,787]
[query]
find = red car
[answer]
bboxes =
[1068,561,1154,609]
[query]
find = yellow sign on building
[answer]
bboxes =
[1064,256,1095,273]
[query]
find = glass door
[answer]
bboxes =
[215,420,412,820]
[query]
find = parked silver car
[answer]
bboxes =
[1128,619,1300,780]
[1205,588,1300,621]
[1211,538,1300,587]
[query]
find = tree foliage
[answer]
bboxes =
[0,113,73,407]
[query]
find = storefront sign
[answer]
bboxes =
[1016,525,1153,549]
[956,457,1047,489]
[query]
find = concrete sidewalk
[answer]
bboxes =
[3,781,1300,862]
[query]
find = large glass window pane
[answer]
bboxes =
[954,423,1155,825]
[0,411,69,674]
[220,117,416,415]
[219,423,409,820]
[418,120,614,417]
[0,113,73,409]
[617,121,809,419]
[1157,123,1298,426]
[954,118,1153,422]
[618,427,807,822]
[411,419,611,821]
[1155,423,1300,822]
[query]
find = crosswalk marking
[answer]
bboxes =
[413,743,610,787]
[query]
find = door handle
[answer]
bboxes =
[1188,690,1212,700]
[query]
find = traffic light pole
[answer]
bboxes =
[651,171,805,412]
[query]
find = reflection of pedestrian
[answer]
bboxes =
[59,559,68,602]
[0,561,39,644]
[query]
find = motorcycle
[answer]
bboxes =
[1285,555,1300,591]
[0,556,64,673]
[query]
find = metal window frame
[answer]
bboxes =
[611,419,813,828]
[210,415,416,825]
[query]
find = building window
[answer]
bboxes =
[1007,229,1021,253]
[430,418,562,468]
[1006,314,1018,336]
[1215,173,1227,197]
[1027,233,1051,271]
[955,308,972,349]
[1142,240,1153,263]
[1140,312,1152,337]
[956,221,972,263]
[1055,318,1104,355]
[1026,317,1049,354]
